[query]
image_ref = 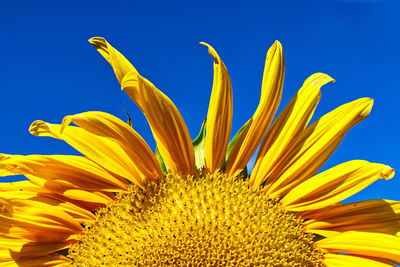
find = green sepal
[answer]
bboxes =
[155,147,168,174]
[192,118,207,170]
[220,118,252,173]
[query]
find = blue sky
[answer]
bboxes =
[0,0,399,203]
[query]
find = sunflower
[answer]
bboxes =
[0,37,398,266]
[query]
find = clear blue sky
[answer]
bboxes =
[0,0,399,203]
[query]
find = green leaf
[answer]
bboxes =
[192,118,207,170]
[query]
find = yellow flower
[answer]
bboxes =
[0,37,398,266]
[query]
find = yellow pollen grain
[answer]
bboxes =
[67,172,325,266]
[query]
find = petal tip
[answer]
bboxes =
[266,40,284,64]
[200,42,219,62]
[312,73,336,86]
[382,165,395,180]
[274,40,282,47]
[322,73,335,83]
[272,40,283,53]
[361,97,374,117]
[60,116,73,134]
[29,120,48,136]
[88,36,105,44]
[88,37,109,51]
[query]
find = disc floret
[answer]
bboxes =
[68,173,324,266]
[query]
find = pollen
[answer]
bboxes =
[67,172,325,266]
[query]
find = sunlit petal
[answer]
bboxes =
[91,37,195,175]
[303,199,400,236]
[324,254,395,267]
[263,97,373,197]
[226,41,285,177]
[281,160,394,211]
[62,111,161,181]
[121,72,195,175]
[251,73,334,187]
[317,231,400,265]
[201,43,232,173]
[0,198,81,242]
[29,120,144,186]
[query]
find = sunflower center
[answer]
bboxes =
[67,172,324,266]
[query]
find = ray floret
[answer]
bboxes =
[0,38,397,266]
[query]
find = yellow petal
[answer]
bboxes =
[62,189,112,204]
[0,190,40,200]
[89,37,137,83]
[0,256,69,267]
[308,222,400,239]
[121,72,195,175]
[303,199,400,236]
[0,198,81,242]
[0,188,96,223]
[0,254,69,267]
[29,120,144,186]
[0,180,40,192]
[324,254,395,267]
[91,37,195,175]
[303,199,400,221]
[53,197,104,213]
[24,175,115,207]
[0,235,68,261]
[281,160,394,211]
[0,181,104,212]
[305,229,340,238]
[200,43,232,173]
[46,199,96,224]
[62,111,161,181]
[0,154,128,192]
[250,73,334,187]
[263,97,374,197]
[316,231,400,265]
[226,41,285,177]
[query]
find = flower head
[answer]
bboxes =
[0,38,398,266]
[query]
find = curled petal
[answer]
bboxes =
[89,37,137,83]
[201,42,233,173]
[262,97,374,197]
[29,120,144,186]
[62,111,161,181]
[226,41,285,177]
[91,37,195,175]
[251,73,334,187]
[121,72,195,175]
